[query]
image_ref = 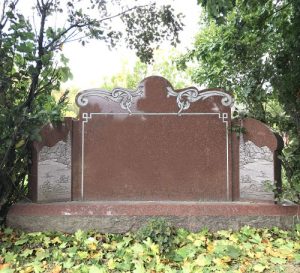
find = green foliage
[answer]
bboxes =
[0,1,70,222]
[101,49,194,91]
[136,219,177,254]
[100,60,148,91]
[0,225,299,272]
[180,0,300,202]
[121,5,184,63]
[0,0,184,222]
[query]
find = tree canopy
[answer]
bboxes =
[179,0,300,202]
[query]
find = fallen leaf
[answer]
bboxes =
[51,265,62,273]
[23,266,33,273]
[51,237,62,244]
[195,254,211,267]
[253,263,266,272]
[0,264,10,270]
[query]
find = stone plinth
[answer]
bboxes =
[7,201,299,233]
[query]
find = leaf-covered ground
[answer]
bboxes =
[0,225,299,273]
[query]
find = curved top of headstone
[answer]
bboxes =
[75,76,234,115]
[241,118,284,152]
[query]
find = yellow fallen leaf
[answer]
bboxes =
[255,252,264,259]
[207,242,214,253]
[90,252,102,259]
[232,269,244,273]
[242,259,251,267]
[213,258,228,267]
[222,256,232,263]
[229,234,239,243]
[0,263,10,270]
[150,243,159,254]
[238,265,247,273]
[107,258,116,270]
[277,247,293,258]
[87,242,97,251]
[51,265,62,273]
[265,247,278,257]
[51,237,62,244]
[287,254,294,261]
[23,266,33,273]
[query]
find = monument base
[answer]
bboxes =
[7,201,299,233]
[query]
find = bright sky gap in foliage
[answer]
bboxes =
[17,0,201,89]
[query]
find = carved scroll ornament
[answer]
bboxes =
[167,86,234,114]
[76,84,144,113]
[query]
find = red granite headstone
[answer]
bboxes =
[72,76,234,201]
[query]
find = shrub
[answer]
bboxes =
[135,218,176,254]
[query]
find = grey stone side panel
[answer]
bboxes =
[37,133,71,202]
[240,140,274,200]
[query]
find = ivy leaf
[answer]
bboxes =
[77,251,89,259]
[294,253,300,263]
[133,260,146,273]
[3,228,13,235]
[30,260,44,273]
[195,254,212,266]
[253,263,266,272]
[15,139,25,149]
[3,252,16,263]
[270,257,287,264]
[14,238,28,245]
[20,249,33,257]
[249,233,262,244]
[62,259,74,269]
[225,245,242,259]
[175,244,197,260]
[89,265,106,273]
[58,242,67,249]
[35,249,50,261]
[75,230,84,241]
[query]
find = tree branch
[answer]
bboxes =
[263,1,293,22]
[44,5,148,51]
[0,0,20,31]
[45,22,90,51]
[24,0,48,108]
[99,5,147,23]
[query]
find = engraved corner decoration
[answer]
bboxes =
[219,113,228,123]
[167,86,234,114]
[76,84,144,113]
[82,113,93,123]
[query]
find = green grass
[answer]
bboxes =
[0,225,299,273]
